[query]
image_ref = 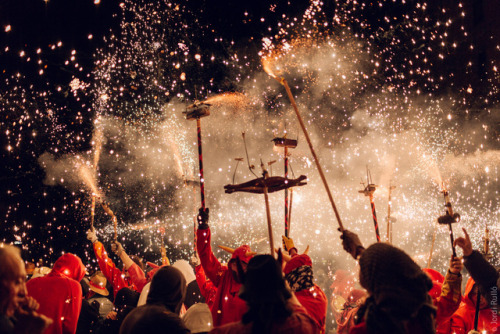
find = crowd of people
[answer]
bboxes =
[1,207,499,334]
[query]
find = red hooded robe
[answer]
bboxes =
[449,277,499,334]
[27,253,86,334]
[283,253,328,333]
[197,227,252,327]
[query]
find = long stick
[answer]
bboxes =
[284,146,290,237]
[280,78,344,231]
[370,194,381,242]
[90,195,96,230]
[196,118,206,209]
[113,216,118,242]
[263,186,275,255]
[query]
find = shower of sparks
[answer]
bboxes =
[1,1,499,318]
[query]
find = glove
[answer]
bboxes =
[191,254,200,267]
[111,241,124,256]
[197,208,209,229]
[339,229,364,259]
[87,229,98,243]
[282,235,297,253]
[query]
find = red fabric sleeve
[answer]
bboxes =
[196,227,225,287]
[195,264,217,308]
[127,263,147,293]
[93,241,128,298]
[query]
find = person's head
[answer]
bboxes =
[88,271,109,297]
[120,304,189,334]
[182,303,213,334]
[172,260,196,284]
[50,253,86,282]
[146,266,186,314]
[239,255,292,333]
[359,243,432,297]
[283,253,314,293]
[357,243,435,334]
[219,245,255,283]
[0,244,27,316]
[129,255,144,271]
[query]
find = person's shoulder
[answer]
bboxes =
[209,321,247,334]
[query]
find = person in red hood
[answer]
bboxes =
[449,277,498,334]
[196,207,255,327]
[86,228,146,298]
[281,235,327,333]
[26,253,86,334]
[423,255,463,334]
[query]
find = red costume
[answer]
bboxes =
[449,277,499,334]
[26,253,86,334]
[92,241,145,298]
[423,268,462,333]
[195,264,217,309]
[335,289,366,334]
[196,227,251,327]
[209,303,320,334]
[283,253,327,333]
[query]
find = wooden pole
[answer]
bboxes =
[280,78,344,231]
[263,186,275,255]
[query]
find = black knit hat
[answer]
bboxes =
[359,243,432,295]
[147,266,186,314]
[239,254,292,304]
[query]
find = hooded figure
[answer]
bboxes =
[449,277,498,334]
[350,243,436,334]
[211,255,320,334]
[284,252,327,332]
[99,287,140,334]
[196,207,254,327]
[173,259,205,308]
[27,253,86,334]
[423,263,462,334]
[119,266,189,334]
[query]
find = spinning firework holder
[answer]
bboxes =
[224,158,307,255]
[184,101,211,210]
[436,187,460,257]
[184,101,211,252]
[272,136,298,238]
[358,169,381,243]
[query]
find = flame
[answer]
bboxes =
[203,92,248,108]
[92,120,104,170]
[262,56,279,80]
[78,164,103,198]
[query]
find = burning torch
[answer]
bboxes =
[183,101,211,210]
[272,136,297,238]
[100,200,118,242]
[437,185,460,257]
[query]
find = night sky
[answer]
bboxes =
[1,0,499,288]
